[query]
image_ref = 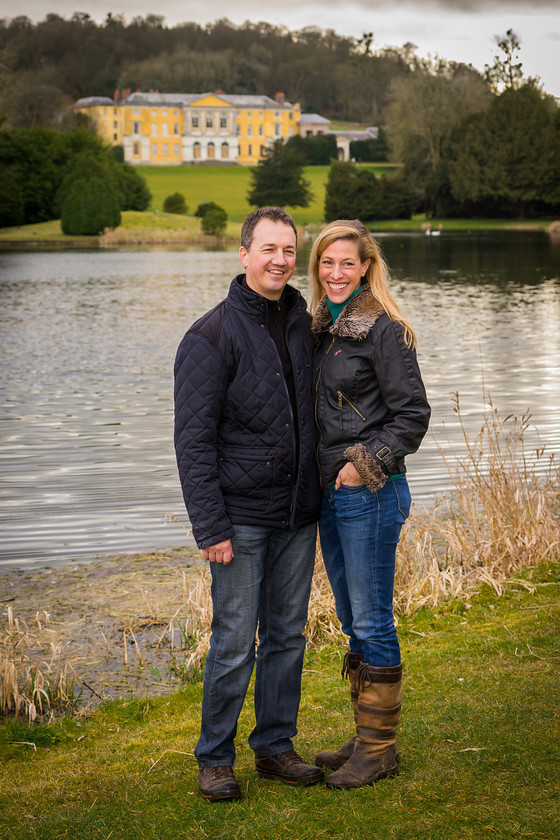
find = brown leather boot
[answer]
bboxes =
[315,651,363,769]
[326,662,402,789]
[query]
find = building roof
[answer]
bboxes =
[334,127,379,141]
[74,96,115,108]
[122,91,296,109]
[300,113,330,125]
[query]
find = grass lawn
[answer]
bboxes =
[1,561,558,839]
[137,164,398,225]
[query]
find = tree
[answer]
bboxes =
[385,59,491,214]
[285,133,337,165]
[247,140,312,208]
[324,160,412,222]
[61,176,121,235]
[446,84,560,218]
[484,29,524,93]
[201,204,227,237]
[163,192,187,214]
[194,201,222,217]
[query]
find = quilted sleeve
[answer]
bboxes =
[174,332,234,549]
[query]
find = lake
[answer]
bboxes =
[1,230,559,567]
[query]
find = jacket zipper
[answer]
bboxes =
[314,336,336,485]
[337,390,366,421]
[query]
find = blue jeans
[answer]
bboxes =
[195,522,317,767]
[319,477,411,668]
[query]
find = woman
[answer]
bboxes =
[310,220,430,789]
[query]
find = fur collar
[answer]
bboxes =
[311,287,384,340]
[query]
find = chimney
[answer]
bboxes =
[275,92,285,105]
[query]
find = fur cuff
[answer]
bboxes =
[344,443,387,492]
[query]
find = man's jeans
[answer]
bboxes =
[195,522,317,767]
[319,477,411,668]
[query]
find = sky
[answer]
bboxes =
[4,0,560,97]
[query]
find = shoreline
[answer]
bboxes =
[0,218,555,251]
[0,546,205,709]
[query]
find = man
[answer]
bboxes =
[174,207,322,801]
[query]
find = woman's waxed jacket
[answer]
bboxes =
[312,286,431,491]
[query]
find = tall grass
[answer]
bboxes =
[0,608,79,722]
[166,397,560,674]
[1,398,558,718]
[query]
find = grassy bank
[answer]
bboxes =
[1,565,558,839]
[3,164,552,247]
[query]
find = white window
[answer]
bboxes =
[151,110,157,116]
[133,121,140,134]
[248,111,252,117]
[248,125,252,137]
[259,125,263,136]
[152,123,157,135]
[103,107,107,115]
[275,111,280,118]
[133,108,140,116]
[220,115,227,129]
[133,142,139,155]
[174,110,179,116]
[236,125,240,136]
[113,133,117,141]
[113,120,117,129]
[192,113,199,128]
[206,113,213,128]
[152,143,157,156]
[163,124,168,137]
[174,124,179,135]
[174,143,179,156]
[163,110,168,116]
[248,143,252,156]
[163,144,168,156]
[274,124,281,137]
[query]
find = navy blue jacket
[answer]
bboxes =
[174,274,321,549]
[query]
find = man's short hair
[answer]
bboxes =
[241,207,298,250]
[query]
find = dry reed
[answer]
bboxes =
[167,397,560,674]
[0,607,79,722]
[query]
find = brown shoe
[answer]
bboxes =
[255,749,324,786]
[198,766,241,801]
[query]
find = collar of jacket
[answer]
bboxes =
[311,286,385,340]
[229,273,302,319]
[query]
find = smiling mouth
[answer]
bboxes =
[327,281,348,291]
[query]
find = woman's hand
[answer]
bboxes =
[335,462,365,489]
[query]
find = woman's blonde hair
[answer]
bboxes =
[308,219,416,348]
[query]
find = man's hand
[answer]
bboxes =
[335,461,364,490]
[202,539,234,565]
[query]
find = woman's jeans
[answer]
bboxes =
[195,522,317,767]
[319,477,411,668]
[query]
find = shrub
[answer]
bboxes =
[61,176,121,235]
[163,192,187,214]
[194,201,222,218]
[201,204,227,237]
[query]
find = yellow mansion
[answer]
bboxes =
[75,90,304,166]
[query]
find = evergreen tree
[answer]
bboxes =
[247,140,312,208]
[446,85,560,218]
[61,176,121,235]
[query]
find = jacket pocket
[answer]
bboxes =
[217,445,276,502]
[337,390,366,431]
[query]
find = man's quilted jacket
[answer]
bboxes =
[174,274,321,549]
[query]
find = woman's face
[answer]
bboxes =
[318,238,371,304]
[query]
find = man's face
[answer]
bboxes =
[239,219,297,300]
